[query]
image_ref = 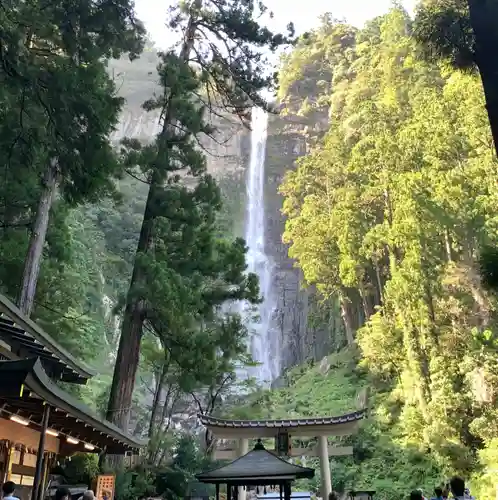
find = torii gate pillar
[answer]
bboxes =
[238,438,249,500]
[318,435,332,500]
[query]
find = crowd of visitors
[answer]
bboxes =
[409,476,475,500]
[325,475,476,499]
[1,481,95,500]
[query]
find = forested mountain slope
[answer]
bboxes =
[223,6,498,499]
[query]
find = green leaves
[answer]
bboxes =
[279,4,498,480]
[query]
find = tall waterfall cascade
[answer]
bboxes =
[242,107,281,384]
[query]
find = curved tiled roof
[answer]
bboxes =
[0,294,94,383]
[0,357,146,453]
[198,409,367,429]
[197,441,314,483]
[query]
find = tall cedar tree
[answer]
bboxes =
[106,0,293,430]
[280,8,498,487]
[0,0,145,316]
[414,0,498,157]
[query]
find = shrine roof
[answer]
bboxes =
[0,293,94,383]
[197,441,314,484]
[0,357,146,454]
[198,410,367,429]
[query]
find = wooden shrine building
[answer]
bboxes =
[197,439,314,500]
[0,294,145,500]
[199,391,368,500]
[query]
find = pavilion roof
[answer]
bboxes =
[199,410,367,430]
[0,294,94,383]
[0,357,146,454]
[197,441,314,484]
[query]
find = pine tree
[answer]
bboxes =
[106,0,293,428]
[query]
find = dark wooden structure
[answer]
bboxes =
[0,294,146,500]
[196,440,314,500]
[348,492,375,499]
[199,403,368,500]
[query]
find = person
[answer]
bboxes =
[431,487,443,500]
[77,491,95,500]
[450,476,472,500]
[328,492,338,500]
[417,489,427,500]
[464,487,475,499]
[2,482,19,500]
[442,483,450,499]
[410,491,423,500]
[55,487,72,500]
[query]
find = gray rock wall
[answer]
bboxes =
[263,115,345,373]
[109,52,340,378]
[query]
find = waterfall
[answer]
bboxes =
[242,107,280,385]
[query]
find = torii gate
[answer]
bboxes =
[198,390,368,500]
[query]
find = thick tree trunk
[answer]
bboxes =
[467,0,498,157]
[105,1,202,432]
[106,302,144,430]
[18,160,58,316]
[148,360,168,438]
[106,184,156,430]
[340,295,355,346]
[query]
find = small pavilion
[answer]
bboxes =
[198,390,368,500]
[197,440,314,500]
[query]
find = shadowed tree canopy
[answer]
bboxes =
[0,0,147,316]
[414,0,498,156]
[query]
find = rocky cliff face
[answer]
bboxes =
[109,52,337,378]
[264,115,343,374]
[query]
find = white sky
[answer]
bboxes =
[136,0,418,50]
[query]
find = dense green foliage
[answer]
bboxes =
[272,6,498,499]
[3,0,498,499]
[413,0,498,157]
[0,0,146,317]
[0,0,284,483]
[105,0,293,432]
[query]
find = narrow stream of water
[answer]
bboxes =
[243,107,280,384]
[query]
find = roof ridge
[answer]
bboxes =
[196,445,315,482]
[0,293,95,380]
[198,409,367,426]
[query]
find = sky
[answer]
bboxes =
[135,0,418,50]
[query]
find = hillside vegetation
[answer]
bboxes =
[228,349,443,499]
[221,5,498,499]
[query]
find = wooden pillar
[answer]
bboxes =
[36,452,49,500]
[32,404,50,500]
[284,482,291,500]
[237,439,249,500]
[317,435,331,500]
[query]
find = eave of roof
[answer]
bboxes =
[0,293,95,383]
[0,358,146,453]
[197,445,314,484]
[198,410,367,429]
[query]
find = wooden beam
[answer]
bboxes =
[291,446,353,457]
[213,445,353,460]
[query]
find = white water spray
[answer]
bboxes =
[242,107,280,385]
